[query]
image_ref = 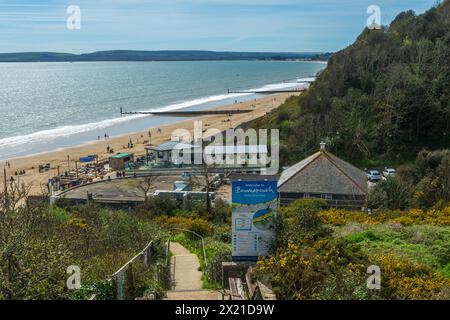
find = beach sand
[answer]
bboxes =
[1,92,300,195]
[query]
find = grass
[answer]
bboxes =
[339,224,450,277]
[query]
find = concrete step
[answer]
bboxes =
[165,290,222,300]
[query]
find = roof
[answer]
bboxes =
[145,141,195,152]
[278,150,367,195]
[110,152,133,159]
[203,145,268,155]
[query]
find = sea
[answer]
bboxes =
[0,60,326,160]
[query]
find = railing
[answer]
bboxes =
[89,239,169,300]
[112,240,155,300]
[168,228,207,273]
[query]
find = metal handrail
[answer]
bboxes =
[168,228,208,274]
[89,239,158,300]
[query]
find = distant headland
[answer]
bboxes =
[0,50,333,63]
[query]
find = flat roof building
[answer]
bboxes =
[145,141,201,165]
[146,141,269,167]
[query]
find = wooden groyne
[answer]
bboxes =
[227,88,306,94]
[120,108,252,117]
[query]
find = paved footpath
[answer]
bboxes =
[165,242,220,300]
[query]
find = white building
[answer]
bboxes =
[146,141,269,167]
[203,144,268,167]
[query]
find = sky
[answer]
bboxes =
[0,0,438,53]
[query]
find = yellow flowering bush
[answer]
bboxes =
[254,239,368,300]
[154,216,214,236]
[321,207,450,226]
[320,208,381,226]
[373,254,450,299]
[67,217,89,230]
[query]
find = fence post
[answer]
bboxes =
[201,238,207,276]
[125,263,135,300]
[166,239,171,268]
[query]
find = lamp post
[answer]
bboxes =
[335,131,340,156]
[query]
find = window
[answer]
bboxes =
[321,194,333,200]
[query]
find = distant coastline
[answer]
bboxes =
[0,50,333,63]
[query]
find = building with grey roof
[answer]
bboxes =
[278,142,367,210]
[145,141,201,165]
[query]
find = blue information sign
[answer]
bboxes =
[231,180,278,261]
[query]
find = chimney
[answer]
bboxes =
[320,141,326,151]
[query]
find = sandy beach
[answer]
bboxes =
[1,92,299,195]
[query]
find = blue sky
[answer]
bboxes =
[0,0,438,53]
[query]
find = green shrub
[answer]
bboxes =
[275,199,331,248]
[345,230,381,243]
[205,245,231,287]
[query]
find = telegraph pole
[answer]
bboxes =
[3,166,7,195]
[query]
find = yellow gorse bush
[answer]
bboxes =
[373,254,450,299]
[154,216,214,236]
[67,218,89,230]
[255,240,367,300]
[320,206,450,226]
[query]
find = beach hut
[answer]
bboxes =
[109,152,134,171]
[278,142,367,210]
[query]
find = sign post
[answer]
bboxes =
[231,177,278,261]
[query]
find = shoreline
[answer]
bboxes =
[0,79,316,161]
[2,92,301,195]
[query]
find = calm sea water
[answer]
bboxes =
[0,60,325,160]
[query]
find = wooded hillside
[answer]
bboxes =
[253,0,450,166]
